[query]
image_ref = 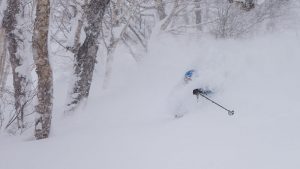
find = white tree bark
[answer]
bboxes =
[2,0,32,131]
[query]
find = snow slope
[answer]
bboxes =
[1,31,300,169]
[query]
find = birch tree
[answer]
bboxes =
[32,0,53,139]
[2,0,32,132]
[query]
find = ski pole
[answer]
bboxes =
[198,93,234,116]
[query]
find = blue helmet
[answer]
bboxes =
[185,70,195,79]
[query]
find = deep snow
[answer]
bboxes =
[0,31,300,169]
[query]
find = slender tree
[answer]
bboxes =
[0,28,7,91]
[32,0,53,139]
[194,0,202,30]
[155,0,166,20]
[2,0,30,131]
[66,0,110,112]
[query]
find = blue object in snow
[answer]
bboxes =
[184,70,195,79]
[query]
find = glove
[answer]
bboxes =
[193,88,203,96]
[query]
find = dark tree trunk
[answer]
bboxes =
[67,0,110,112]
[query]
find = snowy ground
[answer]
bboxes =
[1,31,300,169]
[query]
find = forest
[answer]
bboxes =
[0,0,300,168]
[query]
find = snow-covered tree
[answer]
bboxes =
[66,0,110,112]
[0,0,296,138]
[2,0,33,133]
[102,0,152,88]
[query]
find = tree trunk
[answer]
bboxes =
[66,0,110,112]
[2,0,29,130]
[155,0,166,20]
[71,0,88,53]
[0,28,7,91]
[194,0,202,31]
[32,0,53,139]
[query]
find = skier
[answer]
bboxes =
[169,69,213,118]
[184,69,212,97]
[183,69,196,83]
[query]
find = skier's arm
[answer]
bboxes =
[193,88,212,96]
[193,88,204,96]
